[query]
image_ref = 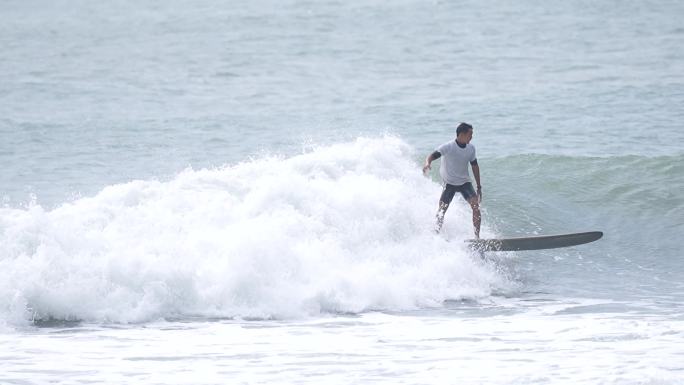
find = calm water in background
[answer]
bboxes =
[1,0,683,384]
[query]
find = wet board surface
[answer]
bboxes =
[465,231,603,252]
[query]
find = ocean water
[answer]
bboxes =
[1,0,683,384]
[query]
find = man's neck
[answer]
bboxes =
[455,138,467,148]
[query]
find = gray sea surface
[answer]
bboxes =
[1,0,683,384]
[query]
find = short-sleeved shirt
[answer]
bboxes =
[436,141,476,186]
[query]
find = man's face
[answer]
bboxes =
[459,128,473,143]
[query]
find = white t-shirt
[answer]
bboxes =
[436,141,476,186]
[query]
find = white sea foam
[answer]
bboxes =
[0,137,509,325]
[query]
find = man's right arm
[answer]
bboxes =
[423,151,441,174]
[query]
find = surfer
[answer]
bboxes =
[423,122,482,238]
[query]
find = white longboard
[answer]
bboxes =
[465,231,603,252]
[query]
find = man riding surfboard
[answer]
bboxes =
[423,122,482,238]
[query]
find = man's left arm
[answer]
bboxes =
[471,160,482,202]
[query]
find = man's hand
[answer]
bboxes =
[422,162,431,175]
[424,152,442,176]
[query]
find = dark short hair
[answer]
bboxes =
[456,122,473,136]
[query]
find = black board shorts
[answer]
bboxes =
[440,182,477,205]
